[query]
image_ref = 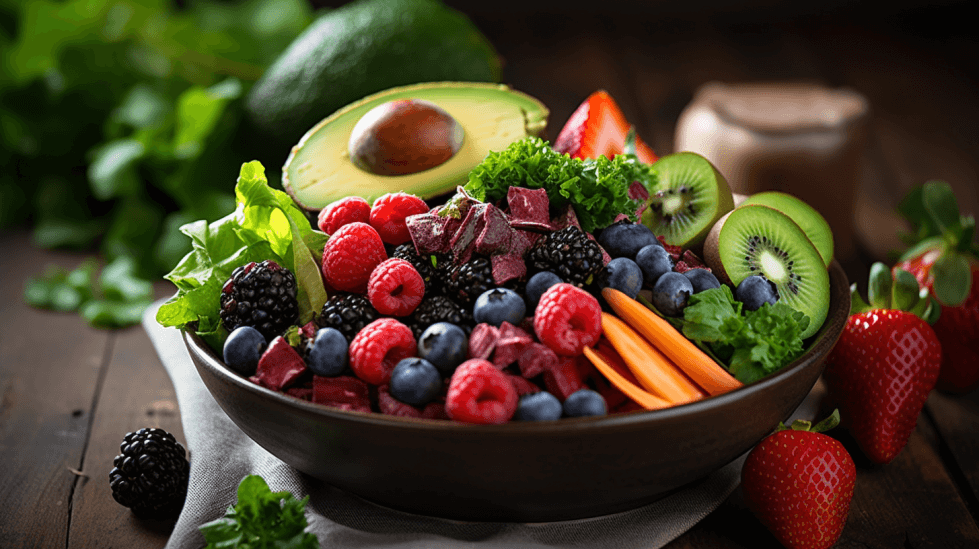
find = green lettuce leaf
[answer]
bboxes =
[157,161,327,343]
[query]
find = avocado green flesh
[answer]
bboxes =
[283,82,549,211]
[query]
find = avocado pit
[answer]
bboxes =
[348,99,464,176]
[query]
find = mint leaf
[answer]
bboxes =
[200,475,319,549]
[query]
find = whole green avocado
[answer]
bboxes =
[244,0,502,160]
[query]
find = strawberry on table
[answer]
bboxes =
[553,90,658,164]
[741,411,856,549]
[893,180,979,394]
[823,263,942,464]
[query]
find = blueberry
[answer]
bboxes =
[389,357,443,406]
[736,275,779,311]
[306,327,348,377]
[596,221,660,258]
[223,326,267,376]
[563,389,608,418]
[651,271,695,317]
[682,268,721,293]
[417,322,468,377]
[601,257,644,299]
[526,271,563,310]
[635,244,673,287]
[473,288,526,327]
[514,391,563,421]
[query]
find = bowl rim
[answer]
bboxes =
[186,260,849,434]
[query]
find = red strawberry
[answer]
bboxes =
[741,412,855,549]
[553,90,658,164]
[892,180,979,393]
[822,265,942,464]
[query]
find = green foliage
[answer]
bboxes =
[5,0,313,326]
[463,136,653,234]
[678,285,810,384]
[156,161,327,348]
[200,475,319,549]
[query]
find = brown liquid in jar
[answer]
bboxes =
[675,82,869,262]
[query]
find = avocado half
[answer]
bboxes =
[282,82,549,212]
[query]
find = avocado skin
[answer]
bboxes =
[245,0,502,163]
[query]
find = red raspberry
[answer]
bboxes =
[317,196,370,235]
[348,318,416,386]
[321,222,387,293]
[369,192,429,245]
[533,283,602,356]
[367,258,425,316]
[445,359,518,424]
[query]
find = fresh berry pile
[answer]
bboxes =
[214,184,795,424]
[218,187,748,424]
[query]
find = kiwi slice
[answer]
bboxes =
[641,152,735,251]
[704,204,829,339]
[740,191,834,267]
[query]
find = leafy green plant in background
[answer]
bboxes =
[3,0,313,326]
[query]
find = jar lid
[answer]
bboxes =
[699,82,869,134]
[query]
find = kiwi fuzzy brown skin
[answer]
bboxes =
[641,152,736,254]
[704,204,829,339]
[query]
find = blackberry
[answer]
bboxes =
[318,293,379,343]
[407,295,472,339]
[391,244,451,297]
[108,428,189,520]
[445,256,495,306]
[527,226,604,287]
[220,260,299,342]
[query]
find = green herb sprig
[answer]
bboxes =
[463,136,656,233]
[200,475,319,549]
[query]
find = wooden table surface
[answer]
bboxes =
[3,4,979,548]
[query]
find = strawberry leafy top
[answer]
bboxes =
[897,180,977,306]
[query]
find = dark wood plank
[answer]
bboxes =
[926,390,979,517]
[0,231,112,548]
[66,282,182,549]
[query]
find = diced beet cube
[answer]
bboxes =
[284,385,314,401]
[300,320,319,340]
[542,357,586,401]
[491,253,527,286]
[507,373,542,396]
[474,204,513,256]
[312,375,371,413]
[449,203,488,264]
[468,323,500,361]
[506,186,551,224]
[377,385,423,418]
[657,236,683,262]
[550,204,581,231]
[628,180,649,202]
[679,250,709,271]
[517,342,557,379]
[250,336,307,391]
[492,322,533,368]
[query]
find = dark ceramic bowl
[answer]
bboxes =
[185,260,849,522]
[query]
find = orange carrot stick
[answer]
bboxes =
[602,287,743,396]
[600,312,704,404]
[583,346,671,411]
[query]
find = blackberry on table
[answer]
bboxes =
[318,293,380,343]
[108,428,189,520]
[220,260,299,342]
[408,295,472,339]
[527,226,604,287]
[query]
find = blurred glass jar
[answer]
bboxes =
[675,82,869,262]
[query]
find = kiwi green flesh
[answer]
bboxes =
[641,152,735,250]
[740,191,834,267]
[716,205,829,339]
